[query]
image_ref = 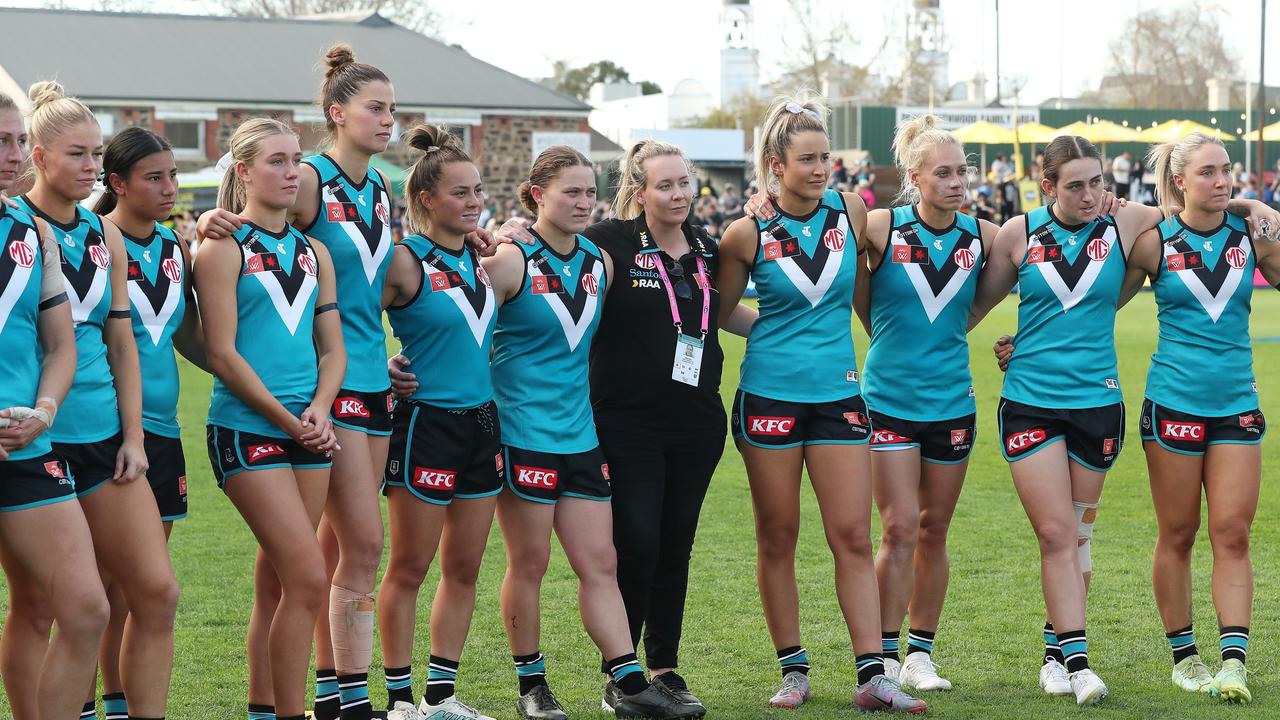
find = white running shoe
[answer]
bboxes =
[1039,660,1072,696]
[419,695,496,720]
[882,657,901,682]
[388,700,426,720]
[1069,669,1108,706]
[1171,655,1214,693]
[899,653,952,691]
[768,670,811,709]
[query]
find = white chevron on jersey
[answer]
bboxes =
[64,250,109,325]
[244,244,317,336]
[891,231,980,323]
[527,258,600,352]
[1032,224,1117,312]
[425,259,494,347]
[769,211,849,308]
[0,229,38,335]
[321,183,391,285]
[128,243,183,345]
[1168,241,1250,323]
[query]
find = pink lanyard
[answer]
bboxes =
[652,254,710,339]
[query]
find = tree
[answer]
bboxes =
[548,60,662,102]
[768,0,894,104]
[207,0,446,37]
[1100,5,1238,109]
[683,92,771,130]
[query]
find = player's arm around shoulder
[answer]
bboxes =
[841,190,870,252]
[1119,226,1162,308]
[482,241,528,305]
[716,216,757,327]
[968,214,1026,330]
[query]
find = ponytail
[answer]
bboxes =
[891,114,964,205]
[93,127,172,215]
[611,138,687,220]
[216,118,296,214]
[402,124,472,235]
[1146,131,1225,216]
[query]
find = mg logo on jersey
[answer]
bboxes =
[334,397,370,419]
[1225,246,1248,270]
[634,253,656,269]
[872,429,912,445]
[823,227,846,251]
[161,257,182,283]
[476,264,492,287]
[375,202,389,225]
[951,429,970,445]
[514,465,558,489]
[1006,428,1047,453]
[8,239,34,269]
[1086,238,1110,262]
[248,443,285,462]
[582,273,599,297]
[43,461,64,478]
[412,467,456,490]
[748,416,795,436]
[88,244,111,270]
[953,247,976,271]
[1159,421,1205,441]
[298,253,317,277]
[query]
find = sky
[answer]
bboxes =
[8,0,1279,106]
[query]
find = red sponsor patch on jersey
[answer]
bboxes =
[88,244,111,270]
[161,257,182,283]
[1167,251,1203,272]
[823,227,846,251]
[245,253,281,274]
[334,396,370,419]
[8,239,34,268]
[893,244,930,264]
[297,252,317,277]
[513,465,558,489]
[1086,238,1110,261]
[763,238,801,261]
[1225,246,1248,270]
[1027,245,1063,264]
[1005,428,1048,454]
[531,275,566,295]
[747,416,795,436]
[582,273,599,296]
[429,270,464,291]
[247,443,286,462]
[1159,421,1205,441]
[953,247,976,271]
[412,467,456,490]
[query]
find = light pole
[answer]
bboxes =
[1258,0,1267,179]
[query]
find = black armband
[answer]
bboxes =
[107,309,132,319]
[38,293,68,311]
[315,302,339,315]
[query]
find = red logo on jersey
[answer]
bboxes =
[872,429,913,445]
[1159,421,1205,441]
[88,244,111,270]
[8,239,34,269]
[1005,428,1048,453]
[953,247,976,271]
[412,467,456,490]
[843,411,868,426]
[326,203,346,222]
[893,244,930,264]
[375,203,389,225]
[951,429,970,445]
[1086,238,1110,261]
[1027,245,1063,264]
[429,271,463,291]
[634,253,656,269]
[476,264,492,287]
[531,275,565,295]
[43,461,64,478]
[763,238,801,261]
[514,465,558,489]
[161,257,182,283]
[334,396,370,418]
[247,443,285,462]
[178,475,187,495]
[582,273,599,296]
[298,253,317,277]
[1225,246,1248,270]
[245,253,281,274]
[1102,438,1117,454]
[823,228,846,251]
[748,416,795,436]
[1167,251,1203,272]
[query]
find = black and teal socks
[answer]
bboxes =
[605,653,648,696]
[777,645,810,678]
[1043,622,1065,665]
[80,701,96,720]
[1220,626,1249,664]
[1166,625,1199,664]
[1058,629,1089,673]
[856,654,886,685]
[881,631,901,662]
[247,704,275,720]
[384,664,414,708]
[906,628,936,657]
[425,655,459,705]
[313,669,339,720]
[337,672,372,720]
[514,651,548,695]
[103,692,128,720]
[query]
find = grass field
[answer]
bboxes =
[4,292,1280,719]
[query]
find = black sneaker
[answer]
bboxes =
[602,679,624,713]
[611,684,704,720]
[651,673,705,714]
[516,685,568,720]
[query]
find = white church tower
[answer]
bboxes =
[720,0,759,106]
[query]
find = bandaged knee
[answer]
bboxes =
[1074,501,1098,574]
[329,584,375,673]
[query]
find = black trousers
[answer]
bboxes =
[598,428,725,670]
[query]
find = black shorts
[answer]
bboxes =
[998,398,1125,471]
[732,390,871,448]
[1140,399,1267,456]
[503,445,611,504]
[0,453,76,512]
[144,432,188,521]
[52,433,123,499]
[205,425,333,488]
[330,387,394,436]
[383,400,503,505]
[869,411,977,464]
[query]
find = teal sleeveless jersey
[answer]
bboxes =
[388,235,496,409]
[1145,213,1258,415]
[300,154,394,391]
[124,224,186,438]
[1002,205,1126,409]
[491,232,607,453]
[15,197,120,443]
[207,222,320,437]
[864,205,982,420]
[741,189,860,403]
[0,205,54,460]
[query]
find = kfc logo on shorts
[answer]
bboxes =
[514,465,558,489]
[1102,438,1117,455]
[8,239,34,269]
[43,461,64,478]
[872,429,912,445]
[1225,246,1248,270]
[375,203,389,225]
[582,274,599,297]
[1159,421,1205,441]
[748,416,795,436]
[248,443,286,462]
[953,248,976,271]
[634,253,656,270]
[1006,428,1048,453]
[178,475,188,495]
[823,228,846,251]
[161,257,182,283]
[297,253,317,277]
[88,244,111,270]
[951,429,970,445]
[1086,238,1110,262]
[334,397,370,419]
[412,467,456,490]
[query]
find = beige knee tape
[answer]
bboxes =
[329,584,375,673]
[1074,501,1098,574]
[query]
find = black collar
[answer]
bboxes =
[633,212,711,257]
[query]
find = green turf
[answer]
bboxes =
[4,291,1279,719]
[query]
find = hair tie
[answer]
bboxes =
[215,151,235,173]
[785,102,820,119]
[426,146,440,153]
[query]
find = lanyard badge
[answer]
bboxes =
[654,255,710,387]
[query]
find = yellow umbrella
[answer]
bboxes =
[1053,120,1141,143]
[1137,120,1237,142]
[1012,121,1059,144]
[1262,119,1280,142]
[953,120,1018,144]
